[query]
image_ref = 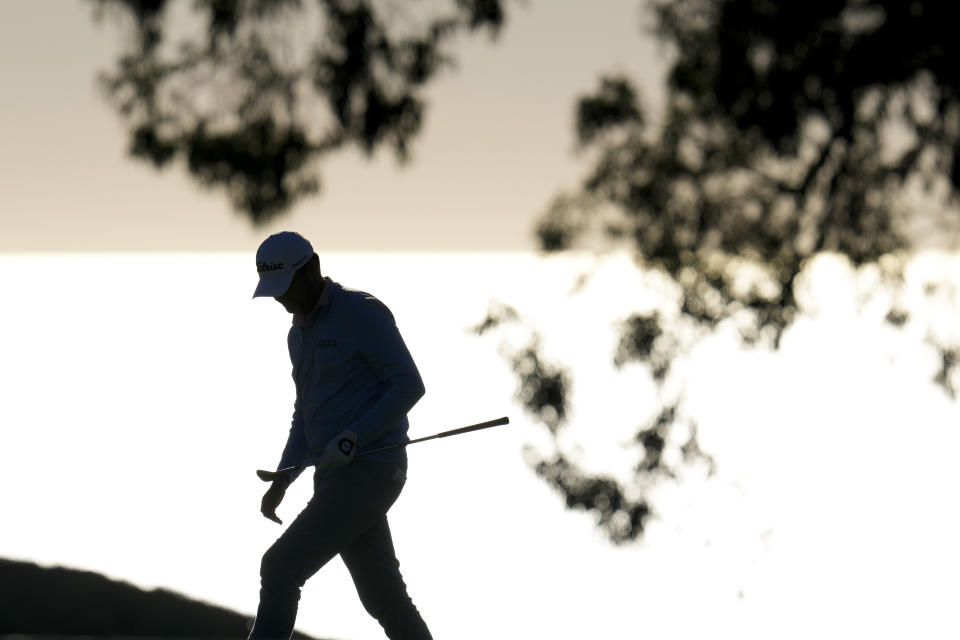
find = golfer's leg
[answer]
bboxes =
[341,515,433,640]
[248,498,345,639]
[249,464,397,640]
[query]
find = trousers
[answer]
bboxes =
[248,460,433,640]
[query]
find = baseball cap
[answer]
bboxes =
[252,231,314,298]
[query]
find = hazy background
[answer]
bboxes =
[1,0,661,252]
[2,2,960,640]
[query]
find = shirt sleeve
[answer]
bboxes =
[346,296,425,447]
[276,327,307,482]
[276,393,307,482]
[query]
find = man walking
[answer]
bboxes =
[249,231,433,640]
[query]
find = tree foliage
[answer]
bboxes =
[478,0,960,542]
[87,0,506,222]
[87,0,960,544]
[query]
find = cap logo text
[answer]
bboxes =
[257,261,285,273]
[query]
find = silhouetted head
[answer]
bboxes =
[252,231,324,315]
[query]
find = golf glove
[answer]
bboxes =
[313,429,358,478]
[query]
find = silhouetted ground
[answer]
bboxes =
[0,558,323,639]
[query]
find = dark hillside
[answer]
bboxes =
[0,558,321,639]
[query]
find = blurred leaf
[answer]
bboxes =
[488,0,960,544]
[87,0,510,221]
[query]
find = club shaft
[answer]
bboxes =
[357,416,509,456]
[257,417,510,480]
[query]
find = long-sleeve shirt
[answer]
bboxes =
[276,279,425,481]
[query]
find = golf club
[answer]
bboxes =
[256,416,510,482]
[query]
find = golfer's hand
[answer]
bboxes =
[314,430,358,479]
[260,476,290,524]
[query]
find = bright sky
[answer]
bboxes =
[0,0,663,252]
[1,252,958,639]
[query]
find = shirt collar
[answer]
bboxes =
[292,277,333,328]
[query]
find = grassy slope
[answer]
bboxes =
[0,558,323,639]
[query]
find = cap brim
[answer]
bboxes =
[252,272,296,299]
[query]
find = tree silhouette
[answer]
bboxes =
[87,0,960,544]
[477,0,960,543]
[86,0,506,223]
